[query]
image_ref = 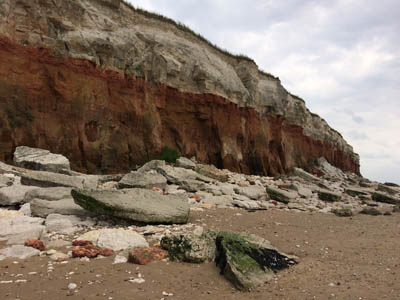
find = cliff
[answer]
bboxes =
[0,0,360,175]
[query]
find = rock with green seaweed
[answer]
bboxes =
[215,231,297,291]
[161,230,297,291]
[332,208,353,217]
[161,231,216,263]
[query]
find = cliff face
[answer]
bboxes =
[0,0,360,175]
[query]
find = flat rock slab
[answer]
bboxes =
[0,245,40,260]
[293,168,321,183]
[20,170,98,189]
[266,186,298,204]
[234,186,266,200]
[0,175,14,188]
[317,189,342,202]
[30,198,87,217]
[45,214,92,235]
[24,187,73,202]
[71,188,190,224]
[118,171,167,190]
[14,146,70,172]
[344,187,370,197]
[0,185,38,205]
[0,216,45,245]
[77,229,149,251]
[195,164,228,182]
[372,192,399,205]
[175,157,196,170]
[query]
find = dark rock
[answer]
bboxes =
[360,208,382,216]
[266,186,298,204]
[331,208,353,217]
[215,232,297,291]
[317,189,341,202]
[372,192,399,205]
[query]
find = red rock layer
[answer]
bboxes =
[0,37,360,175]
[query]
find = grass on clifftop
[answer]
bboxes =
[121,1,277,80]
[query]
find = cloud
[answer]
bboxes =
[126,0,400,184]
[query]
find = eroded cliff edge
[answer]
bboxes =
[0,0,360,175]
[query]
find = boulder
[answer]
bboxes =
[118,171,167,190]
[195,164,228,182]
[161,231,297,291]
[137,160,166,173]
[232,200,268,210]
[0,245,40,260]
[45,214,89,235]
[30,198,88,217]
[377,184,398,195]
[292,168,321,183]
[21,170,85,188]
[76,229,149,251]
[317,189,342,202]
[0,185,38,205]
[344,187,370,197]
[372,192,399,205]
[316,157,346,179]
[97,229,149,251]
[161,232,216,263]
[72,188,189,224]
[288,182,313,198]
[0,175,14,188]
[175,157,196,170]
[14,146,70,172]
[24,187,72,202]
[200,195,234,208]
[19,203,31,216]
[266,186,298,204]
[215,232,297,291]
[0,216,45,245]
[216,182,236,196]
[234,185,265,200]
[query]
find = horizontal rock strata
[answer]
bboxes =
[0,0,359,176]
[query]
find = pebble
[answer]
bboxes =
[68,283,78,290]
[129,278,145,284]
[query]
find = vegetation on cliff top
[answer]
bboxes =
[121,1,277,80]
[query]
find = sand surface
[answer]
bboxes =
[1,209,399,300]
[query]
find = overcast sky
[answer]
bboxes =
[127,0,400,184]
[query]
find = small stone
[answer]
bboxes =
[68,283,78,290]
[24,239,46,251]
[128,248,168,265]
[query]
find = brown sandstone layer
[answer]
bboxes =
[0,37,359,175]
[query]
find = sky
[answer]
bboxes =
[126,0,400,184]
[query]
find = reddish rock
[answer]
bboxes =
[191,195,201,203]
[272,200,279,206]
[128,248,168,265]
[72,244,101,258]
[24,239,45,251]
[72,240,93,247]
[100,248,114,257]
[278,184,291,190]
